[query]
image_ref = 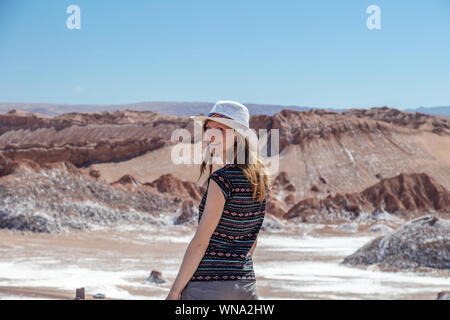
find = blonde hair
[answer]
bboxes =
[196,119,271,202]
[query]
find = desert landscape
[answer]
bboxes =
[0,104,449,300]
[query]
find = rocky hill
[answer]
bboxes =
[283,172,450,224]
[343,107,450,135]
[0,109,189,167]
[342,215,450,271]
[0,160,194,232]
[0,106,449,232]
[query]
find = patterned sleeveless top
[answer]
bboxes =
[190,163,267,281]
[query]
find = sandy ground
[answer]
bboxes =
[0,224,448,300]
[83,143,202,184]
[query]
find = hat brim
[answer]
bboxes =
[190,115,249,131]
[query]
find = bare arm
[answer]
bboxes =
[249,237,258,256]
[166,179,225,299]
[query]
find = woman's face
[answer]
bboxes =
[204,120,236,159]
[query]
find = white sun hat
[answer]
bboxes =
[190,100,250,131]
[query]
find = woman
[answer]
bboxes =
[165,101,270,300]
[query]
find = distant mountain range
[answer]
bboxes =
[0,102,448,117]
[0,102,311,117]
[403,106,450,117]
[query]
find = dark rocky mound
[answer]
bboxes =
[342,215,450,270]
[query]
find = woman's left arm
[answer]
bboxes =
[166,179,226,299]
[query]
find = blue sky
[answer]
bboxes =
[0,0,449,109]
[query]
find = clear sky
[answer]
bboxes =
[1,0,449,109]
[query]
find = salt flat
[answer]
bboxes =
[0,225,448,300]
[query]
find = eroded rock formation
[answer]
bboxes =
[285,173,450,224]
[0,109,190,167]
